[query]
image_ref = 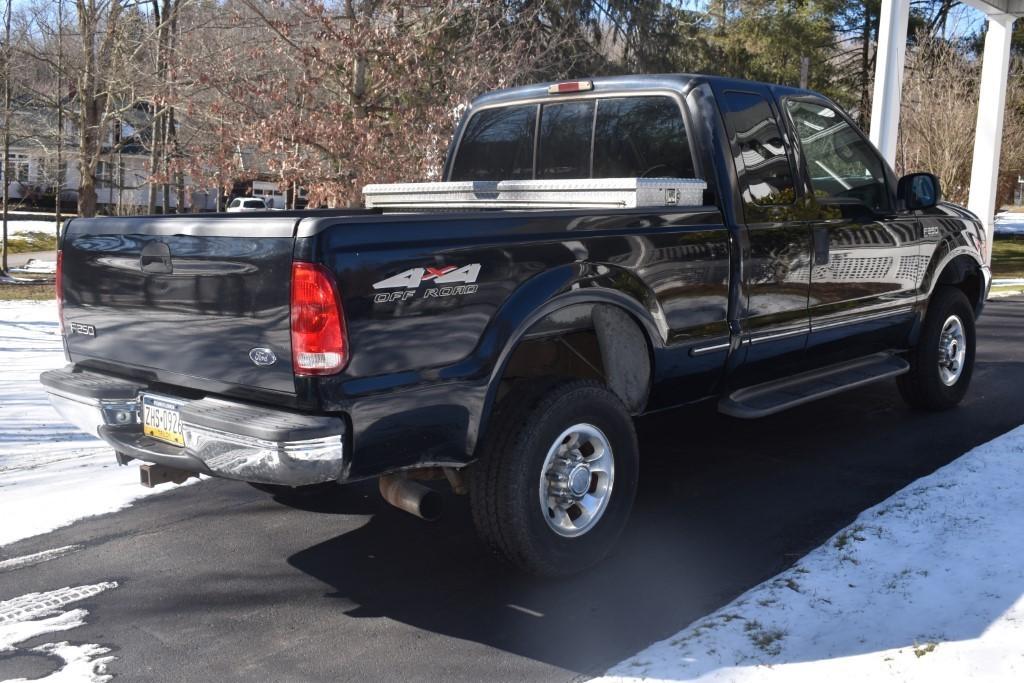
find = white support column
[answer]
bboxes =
[869,0,911,166]
[968,13,1016,264]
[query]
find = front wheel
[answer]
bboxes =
[898,286,976,411]
[469,380,639,576]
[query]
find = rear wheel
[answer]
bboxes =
[469,380,639,576]
[898,286,976,411]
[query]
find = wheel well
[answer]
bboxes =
[496,303,652,414]
[935,255,983,314]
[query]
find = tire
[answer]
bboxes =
[898,286,976,411]
[469,379,639,576]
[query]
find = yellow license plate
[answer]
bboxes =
[142,394,185,446]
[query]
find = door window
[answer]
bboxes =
[718,91,795,208]
[785,100,890,212]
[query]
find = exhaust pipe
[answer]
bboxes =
[379,475,443,521]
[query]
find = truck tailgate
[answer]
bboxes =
[61,215,298,395]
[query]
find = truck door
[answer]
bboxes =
[716,88,811,385]
[781,97,919,364]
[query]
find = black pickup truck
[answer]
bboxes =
[43,75,990,576]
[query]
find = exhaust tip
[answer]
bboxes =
[379,475,444,521]
[417,490,444,522]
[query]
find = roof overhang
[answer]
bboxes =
[962,0,1024,17]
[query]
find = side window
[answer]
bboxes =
[718,91,795,208]
[593,96,695,178]
[537,101,595,179]
[785,100,890,212]
[450,105,537,181]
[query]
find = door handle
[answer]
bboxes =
[813,227,829,266]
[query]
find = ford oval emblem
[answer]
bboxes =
[248,347,277,367]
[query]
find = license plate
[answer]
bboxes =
[142,394,186,446]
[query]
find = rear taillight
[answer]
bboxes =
[55,250,64,334]
[290,261,348,375]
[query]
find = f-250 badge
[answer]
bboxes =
[372,264,480,303]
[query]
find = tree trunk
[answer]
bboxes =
[77,94,100,217]
[1,0,10,275]
[147,0,169,214]
[55,0,64,240]
[116,149,124,215]
[858,2,873,130]
[162,106,171,211]
[176,169,185,213]
[147,102,163,213]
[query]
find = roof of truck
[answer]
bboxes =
[471,74,815,109]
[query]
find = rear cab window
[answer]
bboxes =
[537,101,594,179]
[449,105,536,181]
[450,95,698,183]
[594,97,695,179]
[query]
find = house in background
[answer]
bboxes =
[1,98,218,213]
[229,178,308,210]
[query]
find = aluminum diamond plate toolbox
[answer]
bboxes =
[363,177,707,210]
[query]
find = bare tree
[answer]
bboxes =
[174,0,589,208]
[146,0,178,213]
[74,0,124,217]
[55,0,64,235]
[899,32,1024,205]
[2,0,11,275]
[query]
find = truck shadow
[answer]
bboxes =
[286,300,1024,675]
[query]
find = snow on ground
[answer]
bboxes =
[594,425,1024,682]
[995,212,1024,235]
[0,581,118,682]
[3,219,61,236]
[0,300,193,548]
[0,546,82,572]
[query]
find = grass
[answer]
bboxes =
[834,524,866,551]
[743,620,787,655]
[2,231,59,253]
[913,641,938,658]
[990,283,1024,298]
[0,282,54,301]
[992,237,1024,279]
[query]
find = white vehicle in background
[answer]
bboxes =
[226,197,270,212]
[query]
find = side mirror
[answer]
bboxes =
[897,172,941,210]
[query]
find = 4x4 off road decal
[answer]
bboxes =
[372,264,481,303]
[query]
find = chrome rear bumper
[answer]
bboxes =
[41,367,346,487]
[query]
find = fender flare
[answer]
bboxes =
[925,249,987,312]
[469,264,664,451]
